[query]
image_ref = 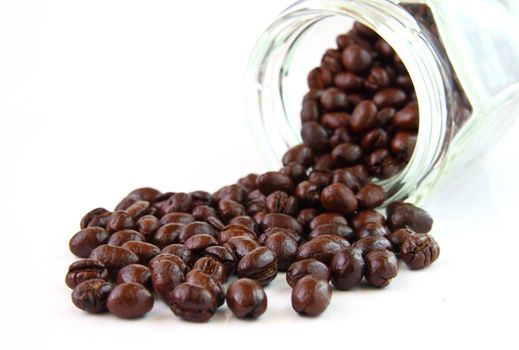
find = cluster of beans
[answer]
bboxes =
[66,23,439,322]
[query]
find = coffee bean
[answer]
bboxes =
[258,227,301,245]
[308,170,332,188]
[342,44,372,72]
[390,131,417,161]
[286,259,330,288]
[153,223,185,248]
[292,275,332,316]
[156,192,193,215]
[237,247,278,286]
[350,100,378,133]
[351,209,386,232]
[297,208,319,228]
[107,229,145,246]
[334,72,363,91]
[224,235,259,260]
[353,236,392,255]
[356,222,389,240]
[204,245,237,276]
[160,212,195,226]
[80,208,111,229]
[65,259,109,289]
[106,210,134,234]
[386,202,433,233]
[186,270,225,307]
[320,183,358,215]
[308,223,355,243]
[280,163,309,185]
[294,181,321,207]
[189,190,214,207]
[229,216,258,234]
[265,191,298,216]
[300,100,321,123]
[301,122,330,152]
[356,184,386,209]
[177,221,216,244]
[400,233,440,269]
[150,258,185,302]
[360,128,389,151]
[386,227,414,253]
[374,38,393,57]
[107,282,154,319]
[365,66,390,91]
[260,213,303,234]
[120,241,160,265]
[331,169,362,193]
[366,148,390,176]
[364,249,398,287]
[296,235,350,265]
[321,48,343,72]
[169,283,217,322]
[309,212,347,230]
[373,88,407,108]
[135,215,160,237]
[89,245,139,272]
[393,102,419,129]
[330,247,365,290]
[193,257,227,283]
[329,127,353,148]
[352,22,378,40]
[149,253,189,275]
[184,234,219,255]
[69,227,109,258]
[71,279,114,313]
[256,172,294,195]
[226,278,267,319]
[191,205,218,221]
[217,199,246,223]
[331,143,363,165]
[238,174,259,192]
[115,264,151,286]
[161,244,196,266]
[320,88,348,112]
[126,187,162,203]
[125,200,151,220]
[216,184,248,204]
[264,232,298,271]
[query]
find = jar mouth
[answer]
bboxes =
[245,0,452,204]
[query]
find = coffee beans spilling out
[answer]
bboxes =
[66,23,440,321]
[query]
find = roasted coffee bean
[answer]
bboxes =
[282,144,315,168]
[329,127,353,148]
[150,258,185,302]
[160,212,195,226]
[280,162,308,185]
[159,192,193,215]
[356,184,386,209]
[320,183,358,215]
[135,215,160,237]
[89,245,139,272]
[115,264,151,286]
[309,212,347,230]
[237,247,278,286]
[360,128,389,151]
[296,235,350,265]
[260,213,303,234]
[331,143,363,165]
[149,253,189,275]
[350,100,378,133]
[264,232,298,271]
[297,208,320,228]
[400,233,440,269]
[320,88,348,112]
[80,208,111,229]
[186,270,225,307]
[334,72,363,92]
[302,89,324,103]
[321,48,343,72]
[224,236,259,260]
[308,170,332,188]
[114,195,142,212]
[390,131,417,161]
[125,200,151,219]
[107,282,154,319]
[351,210,386,232]
[330,247,365,290]
[256,172,294,195]
[216,227,255,245]
[386,227,414,253]
[300,100,321,123]
[381,156,403,179]
[107,230,145,246]
[121,241,160,265]
[346,165,370,184]
[386,202,433,233]
[265,191,298,215]
[161,244,196,267]
[365,66,391,91]
[294,181,321,206]
[356,222,389,240]
[177,221,216,244]
[193,257,227,283]
[307,67,333,89]
[126,187,162,203]
[65,259,109,289]
[206,216,226,231]
[204,246,237,276]
[342,44,371,73]
[258,227,301,244]
[169,282,217,322]
[216,184,248,204]
[364,249,398,288]
[184,234,219,254]
[189,190,214,207]
[366,148,390,176]
[301,122,330,152]
[191,205,218,221]
[353,236,392,255]
[71,279,114,313]
[321,112,349,129]
[352,22,378,40]
[153,223,185,248]
[106,210,134,234]
[375,38,394,57]
[332,169,362,193]
[308,223,355,243]
[238,173,259,192]
[393,102,419,129]
[69,227,110,258]
[286,259,330,288]
[314,154,338,171]
[226,278,267,319]
[229,216,258,234]
[373,88,407,108]
[292,275,332,316]
[217,199,246,223]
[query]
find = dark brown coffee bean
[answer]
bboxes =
[260,213,303,234]
[360,128,389,151]
[69,227,110,258]
[393,102,419,129]
[346,165,370,184]
[105,210,134,234]
[217,199,245,223]
[400,233,440,269]
[264,232,298,271]
[177,221,216,244]
[216,227,255,245]
[226,278,267,319]
[222,223,256,235]
[353,236,392,255]
[229,216,258,234]
[302,88,324,103]
[386,202,433,233]
[356,222,389,240]
[366,148,390,176]
[107,282,154,319]
[282,144,315,167]
[280,162,308,184]
[330,247,365,290]
[296,235,350,265]
[331,143,363,166]
[297,208,319,228]
[126,187,162,203]
[386,227,414,253]
[376,107,396,126]
[365,66,390,91]
[150,258,185,302]
[373,88,407,108]
[216,184,248,204]
[189,190,214,207]
[184,234,218,254]
[292,275,332,316]
[65,259,109,289]
[342,44,372,72]
[160,212,195,226]
[321,48,343,72]
[256,172,294,196]
[238,174,259,192]
[107,229,145,247]
[364,249,398,287]
[114,195,141,212]
[115,264,151,286]
[258,227,301,245]
[300,100,321,123]
[309,212,347,230]
[308,223,355,243]
[374,38,393,57]
[121,241,160,265]
[351,209,386,232]
[191,205,217,220]
[224,235,259,261]
[321,112,349,129]
[153,223,185,248]
[169,282,217,322]
[301,122,330,152]
[89,245,139,272]
[237,247,278,286]
[320,88,348,112]
[125,200,151,220]
[350,100,378,133]
[204,246,236,276]
[381,156,402,178]
[135,215,160,237]
[160,193,193,215]
[193,257,227,283]
[390,131,417,161]
[286,259,330,288]
[308,170,332,188]
[265,191,298,216]
[320,183,358,215]
[186,270,225,307]
[161,244,196,267]
[332,169,362,193]
[294,181,321,207]
[333,72,363,92]
[71,279,114,313]
[356,184,386,209]
[329,127,353,148]
[149,253,189,275]
[80,208,111,229]
[307,67,330,89]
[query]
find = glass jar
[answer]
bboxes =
[245,0,519,204]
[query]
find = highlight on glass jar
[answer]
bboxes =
[245,0,519,205]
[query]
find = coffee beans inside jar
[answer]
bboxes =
[66,22,440,322]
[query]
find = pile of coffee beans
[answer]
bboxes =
[66,23,440,322]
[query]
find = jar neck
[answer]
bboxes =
[245,0,454,204]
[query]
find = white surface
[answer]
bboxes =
[1,1,518,349]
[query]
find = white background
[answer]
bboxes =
[1,1,518,349]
